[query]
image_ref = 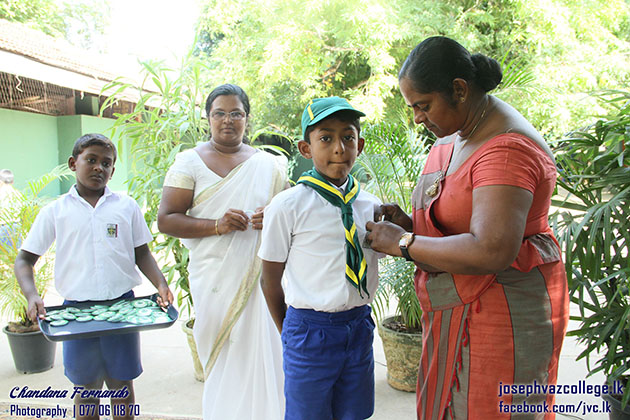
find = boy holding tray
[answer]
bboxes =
[259,97,382,420]
[15,133,173,420]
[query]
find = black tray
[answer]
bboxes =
[38,293,178,342]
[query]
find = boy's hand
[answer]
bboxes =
[134,244,174,307]
[27,295,46,324]
[15,250,45,324]
[261,260,287,334]
[156,285,174,308]
[251,206,265,230]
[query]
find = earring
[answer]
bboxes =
[460,97,465,103]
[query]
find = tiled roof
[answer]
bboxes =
[0,19,141,84]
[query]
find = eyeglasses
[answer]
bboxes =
[210,110,247,121]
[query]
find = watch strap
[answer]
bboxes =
[400,245,413,262]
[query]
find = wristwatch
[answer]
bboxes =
[399,232,415,262]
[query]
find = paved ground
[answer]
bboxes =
[0,280,610,420]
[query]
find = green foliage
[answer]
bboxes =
[356,122,433,330]
[195,0,402,135]
[195,0,630,139]
[551,90,630,406]
[0,0,65,37]
[397,0,630,136]
[0,165,72,327]
[60,0,110,52]
[102,54,209,319]
[0,0,110,50]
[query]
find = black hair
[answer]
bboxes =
[399,36,502,98]
[204,83,251,117]
[72,133,117,162]
[303,110,361,143]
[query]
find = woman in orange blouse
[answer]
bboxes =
[366,36,569,420]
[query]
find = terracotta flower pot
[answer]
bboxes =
[181,318,204,382]
[378,315,422,392]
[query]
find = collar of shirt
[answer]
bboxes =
[69,184,114,208]
[334,178,349,194]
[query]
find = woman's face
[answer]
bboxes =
[399,77,462,138]
[208,95,248,145]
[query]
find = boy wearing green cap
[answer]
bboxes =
[258,96,382,420]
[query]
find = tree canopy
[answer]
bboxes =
[2,0,629,137]
[195,0,630,137]
[0,0,110,51]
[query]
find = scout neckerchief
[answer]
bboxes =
[297,169,369,297]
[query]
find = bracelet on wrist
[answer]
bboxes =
[215,219,220,236]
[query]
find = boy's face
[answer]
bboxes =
[298,118,364,187]
[68,145,115,195]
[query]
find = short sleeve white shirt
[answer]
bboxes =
[258,183,383,312]
[21,186,153,301]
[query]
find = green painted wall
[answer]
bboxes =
[0,109,131,197]
[0,108,60,195]
[56,115,131,193]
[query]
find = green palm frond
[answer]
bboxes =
[551,89,630,406]
[0,165,72,326]
[493,52,542,101]
[358,122,433,330]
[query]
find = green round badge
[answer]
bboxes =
[131,300,149,308]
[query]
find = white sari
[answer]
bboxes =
[164,149,286,420]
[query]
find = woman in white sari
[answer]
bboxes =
[158,84,287,419]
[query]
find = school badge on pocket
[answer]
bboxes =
[106,223,118,238]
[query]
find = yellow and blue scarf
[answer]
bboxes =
[297,169,369,297]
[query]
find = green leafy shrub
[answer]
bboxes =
[356,122,433,330]
[551,89,630,407]
[0,165,72,331]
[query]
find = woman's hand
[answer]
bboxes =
[251,206,265,230]
[365,220,407,256]
[217,208,250,234]
[380,203,413,231]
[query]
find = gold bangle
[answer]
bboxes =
[215,219,220,236]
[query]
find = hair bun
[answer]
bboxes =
[471,54,502,92]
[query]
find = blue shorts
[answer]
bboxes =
[282,305,375,420]
[62,290,142,385]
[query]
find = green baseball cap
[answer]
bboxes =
[301,96,366,139]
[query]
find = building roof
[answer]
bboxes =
[0,19,126,82]
[0,19,157,102]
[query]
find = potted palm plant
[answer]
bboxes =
[1,165,72,373]
[356,121,433,392]
[551,89,629,418]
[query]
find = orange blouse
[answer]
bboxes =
[432,133,557,238]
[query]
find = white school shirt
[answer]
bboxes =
[258,182,383,312]
[21,185,153,301]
